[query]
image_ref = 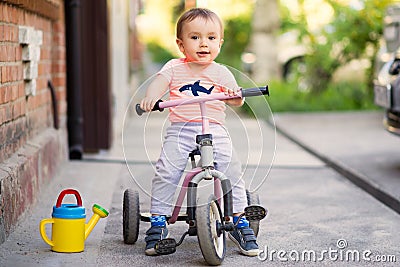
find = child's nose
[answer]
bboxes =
[200,39,208,47]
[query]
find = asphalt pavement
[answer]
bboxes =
[0,110,399,266]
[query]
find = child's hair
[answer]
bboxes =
[176,8,224,39]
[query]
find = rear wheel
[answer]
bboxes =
[246,190,260,237]
[123,189,140,244]
[196,194,226,266]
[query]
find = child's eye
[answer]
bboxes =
[208,36,216,40]
[191,36,199,40]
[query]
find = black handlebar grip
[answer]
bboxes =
[135,104,146,116]
[241,85,269,97]
[135,99,164,116]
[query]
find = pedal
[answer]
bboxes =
[155,238,177,255]
[244,205,267,221]
[222,221,235,232]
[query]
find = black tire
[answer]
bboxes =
[246,190,260,237]
[196,194,226,266]
[123,189,140,244]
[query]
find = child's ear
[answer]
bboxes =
[219,39,224,48]
[176,39,184,53]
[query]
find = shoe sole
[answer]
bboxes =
[228,233,259,257]
[145,248,157,256]
[145,232,170,256]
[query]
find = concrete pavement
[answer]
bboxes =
[274,111,400,214]
[0,110,399,266]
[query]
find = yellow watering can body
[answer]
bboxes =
[39,189,109,253]
[40,217,86,252]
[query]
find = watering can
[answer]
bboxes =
[39,189,109,253]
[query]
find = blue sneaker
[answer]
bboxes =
[228,225,259,256]
[144,225,169,256]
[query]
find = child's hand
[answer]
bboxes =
[139,74,169,112]
[140,97,160,112]
[221,86,244,107]
[222,86,240,97]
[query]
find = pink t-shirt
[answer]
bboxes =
[158,58,239,124]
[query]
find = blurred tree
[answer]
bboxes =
[247,0,281,83]
[297,0,395,94]
[218,16,252,69]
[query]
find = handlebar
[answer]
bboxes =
[136,85,269,116]
[241,86,269,97]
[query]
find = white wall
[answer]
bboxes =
[109,0,130,135]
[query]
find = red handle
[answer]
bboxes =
[56,189,83,207]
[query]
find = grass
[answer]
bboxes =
[256,80,378,113]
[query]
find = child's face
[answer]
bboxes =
[176,17,224,64]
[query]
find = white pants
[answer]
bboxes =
[150,123,247,215]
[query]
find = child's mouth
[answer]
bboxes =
[197,51,210,55]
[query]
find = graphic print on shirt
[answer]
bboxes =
[179,80,214,96]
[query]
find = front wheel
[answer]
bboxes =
[196,194,226,266]
[123,189,140,244]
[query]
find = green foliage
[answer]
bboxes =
[280,0,396,95]
[146,41,175,64]
[257,80,377,113]
[217,16,252,69]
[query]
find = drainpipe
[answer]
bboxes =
[65,0,83,159]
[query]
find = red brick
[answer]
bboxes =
[11,84,18,101]
[0,105,6,124]
[41,32,50,47]
[2,102,12,123]
[52,47,65,61]
[12,65,19,82]
[0,86,12,104]
[1,66,7,83]
[2,66,8,83]
[52,75,66,87]
[2,65,21,83]
[12,100,22,119]
[38,62,49,76]
[35,77,46,91]
[6,45,15,62]
[18,83,24,98]
[2,3,10,23]
[13,65,19,82]
[16,99,26,118]
[18,64,23,80]
[42,20,51,32]
[15,46,21,61]
[9,5,18,24]
[51,61,66,73]
[40,47,51,60]
[16,6,25,24]
[0,46,7,62]
[24,12,34,27]
[52,32,65,45]
[3,24,16,42]
[52,20,64,34]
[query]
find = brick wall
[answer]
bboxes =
[0,0,68,243]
